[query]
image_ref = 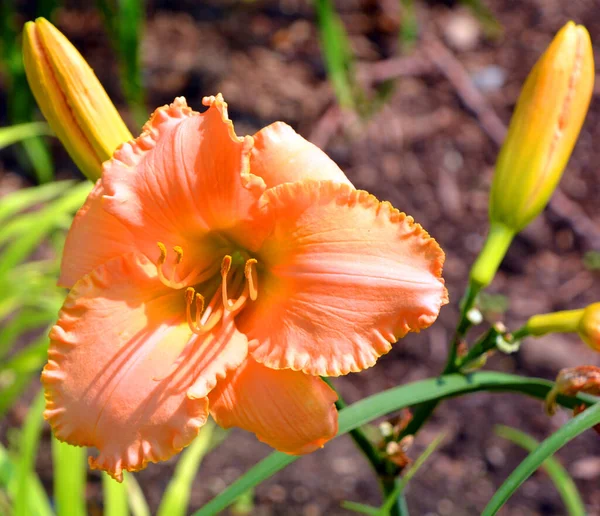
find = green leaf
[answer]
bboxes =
[0,332,51,418]
[194,372,596,516]
[379,433,445,515]
[52,439,87,516]
[0,0,55,182]
[0,180,73,225]
[314,0,357,110]
[0,310,54,362]
[0,443,53,516]
[13,390,46,516]
[125,473,151,516]
[157,420,216,516]
[399,0,418,50]
[0,181,92,278]
[0,123,52,150]
[97,0,147,127]
[104,472,129,516]
[343,501,380,515]
[495,426,585,515]
[487,424,592,515]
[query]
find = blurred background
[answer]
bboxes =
[1,0,599,514]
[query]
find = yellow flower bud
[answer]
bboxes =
[579,303,600,352]
[522,303,600,352]
[22,18,133,181]
[470,22,594,290]
[490,21,594,232]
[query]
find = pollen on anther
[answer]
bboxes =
[245,258,259,301]
[157,242,168,264]
[173,246,184,264]
[221,255,232,278]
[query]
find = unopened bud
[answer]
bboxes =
[491,21,594,233]
[578,303,600,352]
[471,22,594,290]
[23,18,133,180]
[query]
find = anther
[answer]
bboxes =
[173,246,184,264]
[245,258,258,301]
[156,242,189,289]
[221,255,233,310]
[186,286,221,335]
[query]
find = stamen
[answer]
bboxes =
[245,258,258,301]
[173,246,184,264]
[156,242,199,289]
[221,255,233,310]
[186,286,223,335]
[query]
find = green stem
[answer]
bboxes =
[470,222,515,290]
[323,378,385,473]
[456,327,500,371]
[381,477,404,516]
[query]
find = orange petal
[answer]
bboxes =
[59,180,136,288]
[102,95,266,264]
[208,357,338,454]
[43,253,247,481]
[251,122,353,188]
[241,181,448,376]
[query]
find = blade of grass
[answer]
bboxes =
[0,0,54,182]
[0,309,54,360]
[97,0,146,127]
[13,390,46,516]
[314,0,357,110]
[104,472,129,516]
[125,472,151,516]
[380,433,445,514]
[0,181,92,277]
[52,438,87,516]
[0,447,52,516]
[399,0,418,50]
[0,180,74,226]
[0,443,53,516]
[0,331,52,417]
[482,404,600,515]
[157,420,216,516]
[0,123,52,150]
[459,0,502,37]
[495,425,585,516]
[194,372,597,515]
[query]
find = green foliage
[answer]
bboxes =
[495,425,585,515]
[583,250,600,271]
[343,432,445,515]
[0,2,55,182]
[0,122,51,150]
[195,372,596,515]
[483,406,600,515]
[96,0,147,127]
[13,391,46,516]
[157,421,217,516]
[52,439,87,516]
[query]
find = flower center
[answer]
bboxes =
[155,242,258,335]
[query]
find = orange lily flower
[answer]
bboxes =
[43,95,448,481]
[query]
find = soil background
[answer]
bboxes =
[2,0,600,515]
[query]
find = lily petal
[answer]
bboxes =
[242,181,448,376]
[251,122,353,188]
[59,180,136,288]
[43,253,247,481]
[102,95,266,269]
[208,357,338,454]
